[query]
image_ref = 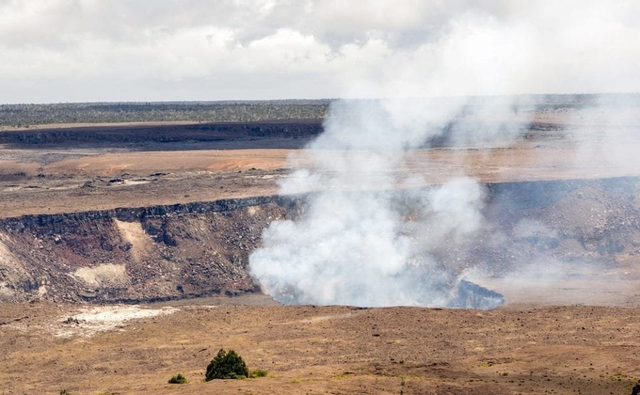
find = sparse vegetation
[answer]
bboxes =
[249,369,268,378]
[168,373,188,384]
[205,348,249,380]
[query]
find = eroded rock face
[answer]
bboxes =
[0,121,324,146]
[0,196,296,303]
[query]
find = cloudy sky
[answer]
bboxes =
[1,0,639,103]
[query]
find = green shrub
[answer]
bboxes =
[168,373,188,384]
[249,369,268,378]
[205,349,249,380]
[59,391,71,395]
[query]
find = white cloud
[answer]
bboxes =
[0,0,638,102]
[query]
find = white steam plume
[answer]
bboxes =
[249,99,526,308]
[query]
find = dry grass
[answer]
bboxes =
[0,301,639,394]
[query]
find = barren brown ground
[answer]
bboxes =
[0,299,639,395]
[3,134,640,217]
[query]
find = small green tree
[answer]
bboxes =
[205,348,249,380]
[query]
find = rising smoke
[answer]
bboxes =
[248,2,640,308]
[248,98,531,308]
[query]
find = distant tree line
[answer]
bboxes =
[1,93,637,128]
[0,100,331,128]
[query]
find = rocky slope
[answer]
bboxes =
[0,120,323,146]
[0,196,299,302]
[1,176,639,303]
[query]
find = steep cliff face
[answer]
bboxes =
[0,196,297,302]
[1,177,639,304]
[0,120,323,146]
[473,177,640,274]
